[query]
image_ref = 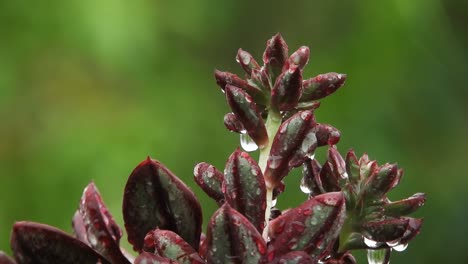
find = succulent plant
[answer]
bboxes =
[1,33,425,264]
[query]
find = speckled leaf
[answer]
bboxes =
[79,182,129,264]
[144,229,204,264]
[276,251,314,264]
[300,72,346,101]
[361,218,409,242]
[384,193,426,217]
[224,112,245,133]
[123,157,202,252]
[271,66,302,111]
[367,248,391,264]
[283,46,310,71]
[363,163,400,200]
[223,149,266,231]
[72,210,89,245]
[345,150,360,184]
[225,85,268,148]
[205,203,266,264]
[237,48,260,75]
[193,162,225,204]
[267,192,346,261]
[215,70,265,104]
[134,252,177,264]
[0,251,15,264]
[263,33,288,79]
[399,217,423,244]
[11,221,110,264]
[301,158,323,196]
[328,147,347,181]
[359,154,378,179]
[319,162,340,192]
[295,101,321,111]
[264,110,316,188]
[314,124,341,146]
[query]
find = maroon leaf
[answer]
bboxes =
[319,162,341,192]
[11,221,110,264]
[328,147,348,181]
[301,158,323,196]
[223,149,266,231]
[271,66,303,111]
[251,67,271,91]
[0,251,16,264]
[300,72,347,101]
[123,157,202,252]
[345,150,360,183]
[314,124,341,146]
[276,251,314,264]
[398,217,424,244]
[193,162,225,204]
[79,182,129,264]
[384,193,426,217]
[214,70,265,104]
[144,229,204,264]
[134,252,177,264]
[263,33,289,78]
[205,203,266,264]
[237,48,260,76]
[363,163,400,200]
[267,192,346,261]
[295,101,321,111]
[361,218,409,242]
[264,110,316,188]
[283,46,310,71]
[225,85,268,148]
[72,210,89,245]
[223,112,245,133]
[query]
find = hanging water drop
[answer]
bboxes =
[392,243,408,252]
[300,177,312,194]
[240,133,258,152]
[364,236,380,248]
[306,153,315,160]
[271,198,277,207]
[386,240,400,247]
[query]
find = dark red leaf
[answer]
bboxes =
[363,163,399,200]
[214,70,265,104]
[134,252,177,264]
[225,85,268,148]
[295,101,321,111]
[398,217,424,244]
[361,218,409,242]
[11,221,110,264]
[144,229,204,264]
[267,192,346,261]
[300,72,346,101]
[314,124,341,146]
[271,66,303,111]
[223,112,246,133]
[123,157,202,252]
[237,48,260,76]
[283,46,310,71]
[319,162,340,192]
[205,203,266,264]
[193,162,225,204]
[72,210,89,245]
[328,146,348,181]
[79,182,129,264]
[223,149,266,231]
[301,158,323,196]
[384,193,426,217]
[276,251,314,264]
[345,150,360,184]
[263,33,289,79]
[0,251,15,264]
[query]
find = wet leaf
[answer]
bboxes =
[215,70,265,104]
[267,192,346,261]
[398,218,424,244]
[276,251,314,264]
[11,221,110,264]
[123,157,202,252]
[237,48,260,76]
[271,66,303,111]
[345,150,360,184]
[144,229,204,264]
[205,203,266,264]
[79,182,129,263]
[384,193,426,217]
[224,113,245,134]
[72,210,89,245]
[363,164,400,200]
[283,46,310,71]
[134,252,177,264]
[193,162,224,204]
[301,158,323,196]
[314,124,341,146]
[361,218,409,242]
[300,72,346,101]
[223,149,266,231]
[263,33,288,79]
[225,85,268,148]
[264,110,316,188]
[0,251,15,264]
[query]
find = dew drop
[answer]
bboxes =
[240,134,258,152]
[364,236,380,248]
[300,179,312,194]
[271,198,277,207]
[392,243,408,252]
[306,153,315,160]
[386,240,400,247]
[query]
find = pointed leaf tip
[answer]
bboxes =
[301,72,347,101]
[237,48,260,75]
[123,158,202,252]
[193,162,224,204]
[263,33,289,78]
[271,65,303,111]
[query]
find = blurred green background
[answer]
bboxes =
[1,0,467,263]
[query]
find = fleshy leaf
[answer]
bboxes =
[363,163,400,200]
[398,217,424,244]
[328,146,348,182]
[205,203,266,264]
[0,251,16,264]
[193,162,224,204]
[264,110,316,188]
[345,150,360,184]
[283,46,310,71]
[215,70,265,104]
[300,72,346,101]
[224,112,245,133]
[276,251,314,264]
[134,252,177,264]
[361,218,409,242]
[79,182,129,264]
[384,193,426,217]
[223,149,266,231]
[144,229,204,264]
[314,124,341,146]
[11,221,110,264]
[237,48,260,76]
[271,66,303,111]
[123,157,202,252]
[263,33,288,79]
[72,210,89,245]
[267,192,346,261]
[225,85,268,148]
[301,158,323,196]
[367,248,391,264]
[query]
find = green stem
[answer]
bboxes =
[259,108,282,240]
[338,213,355,253]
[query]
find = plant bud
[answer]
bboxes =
[283,46,310,71]
[301,72,346,101]
[214,70,265,104]
[271,66,303,111]
[193,162,225,204]
[223,112,245,133]
[314,124,341,146]
[236,48,260,75]
[263,33,289,78]
[363,163,399,199]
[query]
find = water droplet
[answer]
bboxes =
[306,153,315,160]
[271,198,277,207]
[300,178,312,194]
[386,240,400,247]
[279,123,289,134]
[392,243,408,252]
[268,156,282,169]
[364,236,380,248]
[240,134,258,152]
